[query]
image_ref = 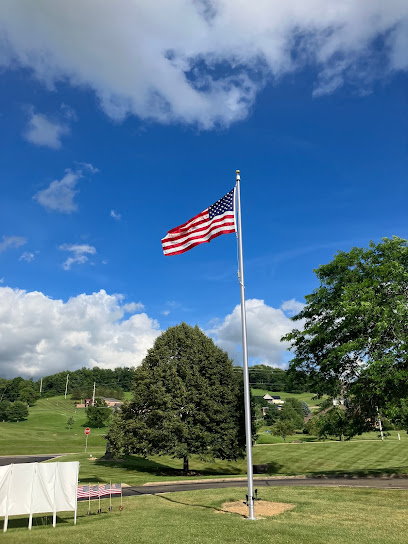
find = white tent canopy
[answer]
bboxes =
[0,461,79,532]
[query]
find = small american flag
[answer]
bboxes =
[77,485,90,498]
[99,483,121,496]
[161,189,236,256]
[111,483,122,494]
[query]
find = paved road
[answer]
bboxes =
[2,456,406,496]
[77,477,408,501]
[0,454,59,466]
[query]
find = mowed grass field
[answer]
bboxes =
[63,438,408,487]
[2,486,408,544]
[2,395,408,487]
[0,396,108,455]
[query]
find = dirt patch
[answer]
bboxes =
[217,500,295,518]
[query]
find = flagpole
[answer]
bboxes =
[235,169,255,520]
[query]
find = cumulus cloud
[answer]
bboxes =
[59,243,96,270]
[0,1,407,128]
[0,235,27,253]
[208,298,304,367]
[0,287,161,379]
[23,109,70,149]
[33,163,97,213]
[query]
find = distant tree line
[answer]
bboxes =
[37,366,135,397]
[70,386,125,401]
[0,400,29,422]
[0,377,40,405]
[234,364,311,394]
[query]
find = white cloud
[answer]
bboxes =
[208,298,304,367]
[281,298,305,317]
[110,210,122,220]
[23,108,70,149]
[0,2,407,128]
[19,251,35,262]
[0,287,161,379]
[0,235,27,253]
[33,164,97,213]
[123,302,144,313]
[59,243,96,270]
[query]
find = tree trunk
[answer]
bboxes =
[183,456,189,475]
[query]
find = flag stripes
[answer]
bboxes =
[77,483,121,498]
[161,189,236,256]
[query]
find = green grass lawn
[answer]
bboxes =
[251,389,323,409]
[48,438,408,487]
[2,486,408,544]
[2,395,408,486]
[0,396,109,455]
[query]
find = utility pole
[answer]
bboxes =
[39,377,43,395]
[376,406,384,441]
[64,374,69,399]
[92,382,96,405]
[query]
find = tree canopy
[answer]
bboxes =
[86,397,111,428]
[283,237,408,427]
[107,323,248,473]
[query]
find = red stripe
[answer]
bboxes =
[164,216,211,241]
[163,220,235,252]
[166,209,208,235]
[162,214,235,248]
[164,228,235,256]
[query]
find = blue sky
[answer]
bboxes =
[0,1,407,379]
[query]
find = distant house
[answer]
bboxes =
[263,394,284,405]
[75,397,123,409]
[100,397,123,408]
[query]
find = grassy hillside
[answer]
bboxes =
[250,389,322,409]
[0,396,109,455]
[2,395,407,486]
[2,487,408,544]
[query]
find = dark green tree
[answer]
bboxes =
[271,419,295,442]
[279,402,304,429]
[264,403,279,425]
[107,323,248,474]
[86,398,111,428]
[282,237,408,428]
[308,406,370,441]
[7,401,29,422]
[0,400,11,421]
[19,382,40,406]
[67,416,75,429]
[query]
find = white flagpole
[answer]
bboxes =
[235,169,255,520]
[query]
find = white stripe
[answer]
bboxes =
[164,215,211,241]
[162,211,235,247]
[163,223,236,255]
[166,209,209,237]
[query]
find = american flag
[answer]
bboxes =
[77,485,91,498]
[161,189,236,256]
[99,483,122,496]
[77,484,103,498]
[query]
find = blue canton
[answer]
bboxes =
[209,189,234,219]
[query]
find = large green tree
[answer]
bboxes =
[283,237,408,427]
[107,323,248,474]
[86,398,111,428]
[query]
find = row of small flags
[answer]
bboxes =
[77,483,123,514]
[77,483,122,498]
